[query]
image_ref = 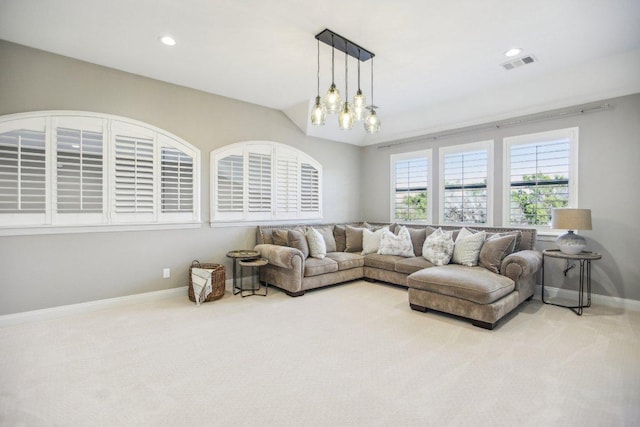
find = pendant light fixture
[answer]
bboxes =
[310,38,327,126]
[338,50,355,130]
[313,29,379,133]
[323,35,341,114]
[352,49,366,122]
[364,57,381,133]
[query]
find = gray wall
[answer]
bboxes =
[362,92,640,301]
[0,41,362,315]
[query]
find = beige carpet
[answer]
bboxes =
[1,280,638,426]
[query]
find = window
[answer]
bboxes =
[439,140,493,225]
[211,141,322,223]
[0,111,200,235]
[390,150,432,222]
[503,127,578,228]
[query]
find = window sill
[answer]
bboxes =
[0,222,203,237]
[210,219,324,228]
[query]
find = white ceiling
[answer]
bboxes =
[1,0,639,146]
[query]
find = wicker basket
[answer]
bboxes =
[188,260,226,303]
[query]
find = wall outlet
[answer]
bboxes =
[163,268,170,279]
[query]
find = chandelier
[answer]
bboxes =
[311,29,380,133]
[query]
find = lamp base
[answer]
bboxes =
[556,230,586,255]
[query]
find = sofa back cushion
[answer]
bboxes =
[478,233,517,274]
[288,229,310,258]
[345,225,368,253]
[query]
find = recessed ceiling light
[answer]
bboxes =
[159,35,176,46]
[505,48,522,57]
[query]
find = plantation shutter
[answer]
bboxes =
[247,147,272,215]
[161,147,194,213]
[216,150,244,216]
[55,118,104,215]
[508,140,570,225]
[276,150,299,216]
[394,156,428,221]
[443,148,488,224]
[300,163,319,213]
[0,119,47,219]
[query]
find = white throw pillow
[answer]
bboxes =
[451,228,486,266]
[378,226,415,257]
[422,228,454,266]
[306,227,327,259]
[362,226,389,255]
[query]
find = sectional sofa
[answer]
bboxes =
[254,222,541,329]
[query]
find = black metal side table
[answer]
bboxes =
[226,250,259,295]
[541,249,602,315]
[238,258,269,297]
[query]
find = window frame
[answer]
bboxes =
[389,149,433,223]
[502,127,579,232]
[0,111,201,236]
[438,140,494,226]
[210,141,322,225]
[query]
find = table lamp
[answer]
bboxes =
[551,208,592,255]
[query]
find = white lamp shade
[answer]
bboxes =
[551,209,592,230]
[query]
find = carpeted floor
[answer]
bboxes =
[1,280,638,426]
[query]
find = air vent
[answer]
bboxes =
[501,55,537,70]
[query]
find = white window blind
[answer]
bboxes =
[300,163,319,212]
[210,141,322,223]
[504,128,577,227]
[440,141,493,225]
[392,151,430,222]
[114,135,155,214]
[0,126,47,215]
[276,152,299,215]
[161,147,193,213]
[216,153,244,214]
[56,127,103,213]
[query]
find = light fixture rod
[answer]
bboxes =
[315,29,374,62]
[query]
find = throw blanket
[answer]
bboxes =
[191,268,214,306]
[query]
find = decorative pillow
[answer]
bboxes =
[451,227,486,266]
[333,225,347,252]
[478,234,518,274]
[306,227,327,259]
[378,226,415,257]
[287,229,309,259]
[315,226,337,252]
[422,228,454,266]
[486,230,523,252]
[406,226,437,257]
[345,225,367,253]
[272,229,289,246]
[362,226,389,255]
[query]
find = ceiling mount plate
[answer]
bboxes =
[315,28,374,62]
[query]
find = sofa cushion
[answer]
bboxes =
[364,253,406,271]
[486,230,522,252]
[451,228,486,266]
[362,227,389,255]
[271,229,289,246]
[345,225,368,253]
[316,226,337,252]
[306,227,327,259]
[378,226,414,257]
[334,225,347,252]
[395,256,435,275]
[422,228,454,266]
[288,229,309,259]
[479,233,517,274]
[304,257,338,277]
[325,252,365,270]
[407,265,515,305]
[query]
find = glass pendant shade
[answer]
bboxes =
[310,96,327,126]
[338,102,355,130]
[352,89,366,121]
[324,83,341,114]
[364,109,381,133]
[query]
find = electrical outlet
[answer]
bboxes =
[163,268,170,279]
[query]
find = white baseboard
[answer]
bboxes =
[535,285,640,312]
[0,286,189,327]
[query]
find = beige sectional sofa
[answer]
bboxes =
[255,223,541,329]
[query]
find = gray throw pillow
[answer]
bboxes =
[486,230,523,252]
[333,225,347,252]
[478,234,517,274]
[345,225,367,253]
[272,229,289,246]
[316,226,337,252]
[287,229,310,259]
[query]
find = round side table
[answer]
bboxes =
[541,249,602,315]
[238,257,269,297]
[226,250,259,295]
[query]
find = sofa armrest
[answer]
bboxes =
[254,244,304,269]
[501,250,542,282]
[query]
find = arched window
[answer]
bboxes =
[0,111,200,235]
[211,141,322,223]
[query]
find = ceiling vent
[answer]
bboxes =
[501,55,537,70]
